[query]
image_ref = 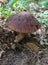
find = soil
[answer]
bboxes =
[0,25,48,65]
[0,48,37,65]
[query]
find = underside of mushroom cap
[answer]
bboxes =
[6,11,41,33]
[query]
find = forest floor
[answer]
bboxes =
[0,1,48,65]
[0,18,48,65]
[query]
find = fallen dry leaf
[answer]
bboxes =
[24,42,40,52]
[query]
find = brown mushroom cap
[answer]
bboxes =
[6,11,41,33]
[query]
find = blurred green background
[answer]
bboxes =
[0,0,48,24]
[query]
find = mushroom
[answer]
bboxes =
[6,11,41,42]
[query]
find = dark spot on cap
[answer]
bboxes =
[35,25,38,29]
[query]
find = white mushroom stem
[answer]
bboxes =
[14,33,25,42]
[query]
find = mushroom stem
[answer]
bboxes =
[14,33,25,42]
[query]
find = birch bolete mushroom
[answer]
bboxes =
[6,11,41,42]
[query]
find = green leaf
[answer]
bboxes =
[8,0,18,7]
[39,1,48,9]
[46,19,48,24]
